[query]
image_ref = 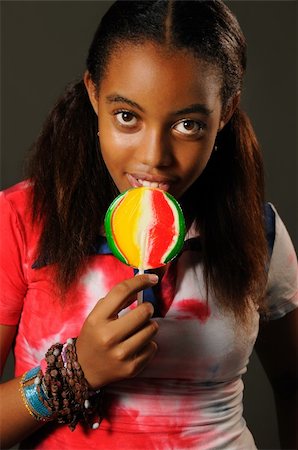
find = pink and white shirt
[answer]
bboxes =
[1,181,297,450]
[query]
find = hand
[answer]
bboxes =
[76,274,159,390]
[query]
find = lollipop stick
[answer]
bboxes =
[137,268,144,305]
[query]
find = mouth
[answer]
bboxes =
[126,173,173,191]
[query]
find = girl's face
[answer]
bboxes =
[86,42,234,200]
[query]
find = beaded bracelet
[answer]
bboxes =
[19,366,53,422]
[43,338,103,431]
[19,339,103,431]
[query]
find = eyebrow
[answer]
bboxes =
[173,104,213,116]
[106,94,145,113]
[105,94,213,116]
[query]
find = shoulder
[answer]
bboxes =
[0,180,39,254]
[0,182,35,325]
[0,180,33,211]
[264,203,298,319]
[0,180,34,230]
[267,203,296,263]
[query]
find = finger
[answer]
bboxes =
[94,274,158,319]
[109,303,156,343]
[127,341,158,378]
[116,320,159,359]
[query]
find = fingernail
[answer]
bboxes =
[148,274,159,284]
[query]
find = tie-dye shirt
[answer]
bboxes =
[1,181,297,450]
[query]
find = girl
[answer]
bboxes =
[0,1,297,449]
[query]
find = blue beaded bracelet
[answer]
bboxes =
[20,366,53,422]
[23,366,40,382]
[23,383,52,419]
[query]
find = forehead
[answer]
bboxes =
[99,42,222,108]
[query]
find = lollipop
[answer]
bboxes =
[104,187,186,303]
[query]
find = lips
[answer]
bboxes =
[126,173,173,191]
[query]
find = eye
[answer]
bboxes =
[114,110,138,127]
[173,119,205,136]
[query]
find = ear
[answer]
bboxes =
[218,91,241,132]
[84,71,99,116]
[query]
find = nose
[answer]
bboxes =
[138,128,174,168]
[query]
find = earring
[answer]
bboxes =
[97,131,99,137]
[213,144,218,152]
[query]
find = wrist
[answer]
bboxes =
[19,338,103,431]
[19,366,54,423]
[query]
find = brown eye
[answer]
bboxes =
[183,120,196,131]
[173,119,205,136]
[115,111,137,126]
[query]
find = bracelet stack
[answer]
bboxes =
[19,338,103,431]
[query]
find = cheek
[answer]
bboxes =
[180,144,214,178]
[199,146,214,171]
[98,125,120,163]
[98,133,119,173]
[99,119,139,162]
[99,144,120,173]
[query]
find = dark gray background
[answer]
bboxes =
[1,1,297,449]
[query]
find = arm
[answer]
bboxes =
[0,325,44,449]
[0,274,159,448]
[255,308,298,450]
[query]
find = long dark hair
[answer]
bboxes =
[27,0,268,317]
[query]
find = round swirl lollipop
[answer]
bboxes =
[104,187,186,302]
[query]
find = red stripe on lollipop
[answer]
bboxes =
[147,189,175,267]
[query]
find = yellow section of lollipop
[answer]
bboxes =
[111,188,145,268]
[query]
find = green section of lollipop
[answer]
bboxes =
[163,191,186,263]
[104,187,186,267]
[104,192,128,265]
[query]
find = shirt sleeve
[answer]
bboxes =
[0,191,28,325]
[263,204,298,320]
